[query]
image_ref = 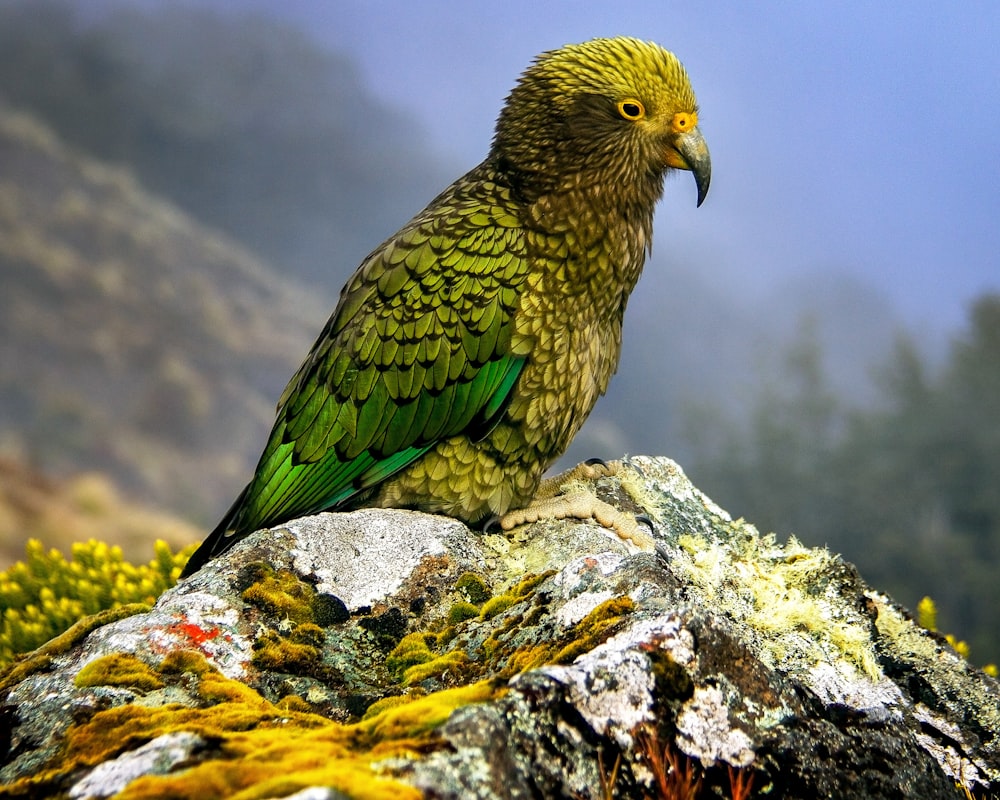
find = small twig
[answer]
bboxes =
[638,726,702,800]
[597,747,623,800]
[727,764,755,800]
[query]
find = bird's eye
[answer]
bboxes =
[671,111,698,133]
[617,99,645,121]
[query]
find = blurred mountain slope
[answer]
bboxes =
[0,0,447,286]
[0,104,324,523]
[0,456,198,569]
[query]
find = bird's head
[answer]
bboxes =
[493,37,710,207]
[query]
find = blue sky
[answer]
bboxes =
[220,0,1000,335]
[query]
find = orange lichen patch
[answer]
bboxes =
[74,653,165,692]
[166,620,223,648]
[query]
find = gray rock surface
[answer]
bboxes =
[1,456,997,799]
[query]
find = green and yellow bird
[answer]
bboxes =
[181,36,710,576]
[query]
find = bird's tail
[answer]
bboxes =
[179,485,249,578]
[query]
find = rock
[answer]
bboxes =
[1,456,998,799]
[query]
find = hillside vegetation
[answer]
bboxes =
[0,105,324,523]
[0,456,198,569]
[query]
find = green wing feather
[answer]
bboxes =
[232,176,529,538]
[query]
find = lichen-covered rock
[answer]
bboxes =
[1,456,998,799]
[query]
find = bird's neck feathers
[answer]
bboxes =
[491,137,665,210]
[487,153,660,271]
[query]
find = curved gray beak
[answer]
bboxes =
[672,127,712,207]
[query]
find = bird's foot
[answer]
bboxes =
[499,459,655,550]
[531,459,621,500]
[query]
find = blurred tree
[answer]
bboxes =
[684,316,843,537]
[685,298,1000,664]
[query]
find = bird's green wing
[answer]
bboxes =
[235,184,529,534]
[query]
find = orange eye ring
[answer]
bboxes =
[617,99,645,121]
[671,111,698,133]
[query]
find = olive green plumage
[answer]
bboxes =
[182,37,711,576]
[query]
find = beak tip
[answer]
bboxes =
[695,174,710,207]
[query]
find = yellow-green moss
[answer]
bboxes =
[277,694,314,713]
[553,596,636,664]
[384,571,575,690]
[240,566,316,623]
[511,571,555,597]
[447,601,480,624]
[159,647,216,676]
[648,649,695,700]
[0,538,190,668]
[239,568,331,677]
[0,602,150,694]
[361,693,421,721]
[479,595,517,620]
[251,630,321,673]
[401,651,469,686]
[384,629,475,687]
[455,572,491,604]
[502,643,551,675]
[677,531,881,679]
[916,596,939,632]
[479,571,554,621]
[355,679,499,742]
[289,622,325,647]
[476,592,637,681]
[197,666,276,709]
[5,650,497,800]
[74,653,165,692]
[487,596,636,676]
[386,632,436,679]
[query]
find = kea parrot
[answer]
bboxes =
[181,36,710,576]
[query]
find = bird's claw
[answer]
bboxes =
[479,514,503,534]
